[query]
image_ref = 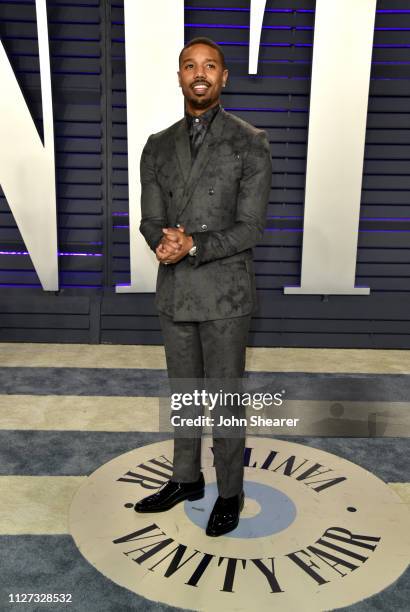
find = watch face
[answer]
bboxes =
[189,246,197,256]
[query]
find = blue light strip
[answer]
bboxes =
[185,6,410,14]
[212,58,410,65]
[186,23,410,32]
[264,228,410,233]
[0,284,103,288]
[0,251,102,257]
[1,19,100,25]
[360,229,410,233]
[224,107,307,112]
[267,217,410,222]
[197,40,410,51]
[185,23,295,29]
[185,6,293,12]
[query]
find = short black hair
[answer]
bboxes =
[179,37,226,69]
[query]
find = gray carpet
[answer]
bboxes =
[3,368,410,401]
[0,431,408,483]
[0,536,408,612]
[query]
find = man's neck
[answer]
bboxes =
[185,100,220,117]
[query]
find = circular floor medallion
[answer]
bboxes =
[69,438,410,611]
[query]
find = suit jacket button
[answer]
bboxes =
[208,187,215,195]
[201,224,207,230]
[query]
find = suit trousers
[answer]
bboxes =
[159,312,251,498]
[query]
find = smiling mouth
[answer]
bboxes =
[192,82,210,94]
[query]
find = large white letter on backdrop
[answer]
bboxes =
[116,0,184,293]
[0,0,57,290]
[249,0,267,74]
[284,0,376,294]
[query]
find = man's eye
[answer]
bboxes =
[185,64,193,69]
[207,63,215,69]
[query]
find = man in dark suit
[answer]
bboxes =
[135,37,272,536]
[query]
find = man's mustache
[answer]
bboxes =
[191,80,211,88]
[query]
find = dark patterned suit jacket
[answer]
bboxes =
[140,108,272,322]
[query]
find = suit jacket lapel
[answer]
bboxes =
[174,119,191,184]
[176,108,227,217]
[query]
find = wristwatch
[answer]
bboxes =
[189,243,197,257]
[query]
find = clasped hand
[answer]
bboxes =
[155,226,193,265]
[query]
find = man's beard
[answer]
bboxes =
[186,91,217,110]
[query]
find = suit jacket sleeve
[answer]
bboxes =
[190,130,272,267]
[139,135,166,252]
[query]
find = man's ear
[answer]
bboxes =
[177,70,182,87]
[222,68,229,88]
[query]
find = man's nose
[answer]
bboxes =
[194,66,205,79]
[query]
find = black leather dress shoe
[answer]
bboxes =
[134,473,205,513]
[206,490,244,537]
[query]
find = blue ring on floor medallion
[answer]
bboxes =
[184,481,297,538]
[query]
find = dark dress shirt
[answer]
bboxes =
[185,104,221,161]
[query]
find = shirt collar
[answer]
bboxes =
[185,104,221,130]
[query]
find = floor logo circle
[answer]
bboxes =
[69,438,410,611]
[184,481,296,538]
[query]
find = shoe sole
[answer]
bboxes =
[187,491,205,501]
[135,489,204,513]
